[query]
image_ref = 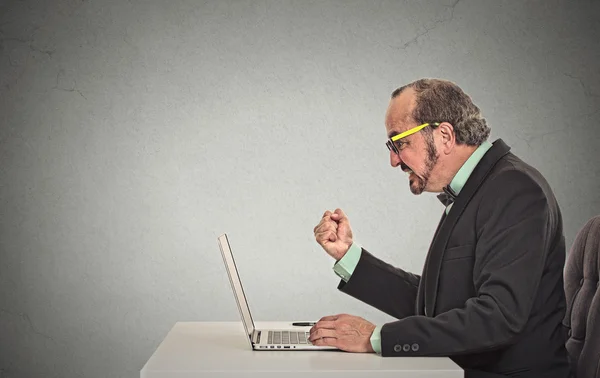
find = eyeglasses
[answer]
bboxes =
[385,122,440,155]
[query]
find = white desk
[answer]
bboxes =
[141,322,463,378]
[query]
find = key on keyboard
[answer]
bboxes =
[268,331,311,345]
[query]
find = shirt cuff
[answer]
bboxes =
[370,325,383,355]
[332,242,362,282]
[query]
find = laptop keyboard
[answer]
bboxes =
[267,330,311,345]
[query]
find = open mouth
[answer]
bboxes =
[400,163,413,175]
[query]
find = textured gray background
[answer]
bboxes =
[1,0,599,377]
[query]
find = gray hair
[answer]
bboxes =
[391,79,490,146]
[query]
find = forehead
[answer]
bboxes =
[385,88,417,137]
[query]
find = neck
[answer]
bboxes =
[434,145,478,191]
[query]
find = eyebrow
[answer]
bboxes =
[387,131,400,139]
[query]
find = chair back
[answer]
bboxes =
[564,215,600,378]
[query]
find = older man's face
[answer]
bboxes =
[385,89,439,195]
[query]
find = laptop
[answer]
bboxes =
[217,233,337,351]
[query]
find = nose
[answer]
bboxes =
[390,150,402,168]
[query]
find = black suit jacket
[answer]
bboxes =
[338,139,571,378]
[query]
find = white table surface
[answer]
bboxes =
[141,322,464,378]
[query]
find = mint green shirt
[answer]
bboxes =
[333,141,493,354]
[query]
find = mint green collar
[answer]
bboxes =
[448,140,493,196]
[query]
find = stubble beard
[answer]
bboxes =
[409,138,439,195]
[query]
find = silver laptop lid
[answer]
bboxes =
[217,234,256,342]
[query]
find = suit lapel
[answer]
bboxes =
[422,139,511,317]
[416,211,446,315]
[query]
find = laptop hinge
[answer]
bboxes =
[252,330,261,344]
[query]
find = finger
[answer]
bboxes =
[314,222,325,234]
[314,224,338,237]
[314,220,338,234]
[318,314,339,322]
[309,328,337,342]
[312,337,337,347]
[315,230,337,243]
[333,208,348,223]
[313,320,336,330]
[322,210,332,219]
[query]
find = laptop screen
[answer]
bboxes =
[217,234,256,340]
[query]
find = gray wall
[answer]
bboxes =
[1,0,599,377]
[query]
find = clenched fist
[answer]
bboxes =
[313,208,353,261]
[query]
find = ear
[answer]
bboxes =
[437,122,455,154]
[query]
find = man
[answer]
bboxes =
[310,79,571,378]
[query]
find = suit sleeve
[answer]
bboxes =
[380,169,553,356]
[337,248,421,319]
